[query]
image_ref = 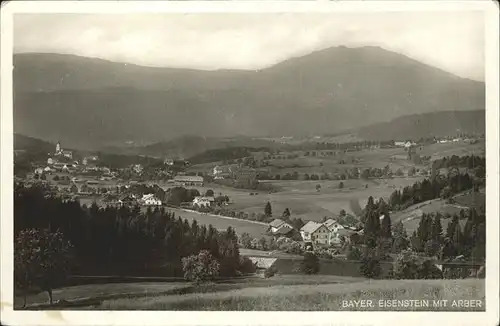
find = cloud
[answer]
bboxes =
[14,12,484,80]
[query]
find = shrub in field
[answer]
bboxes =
[181,250,220,284]
[300,252,320,275]
[392,249,420,279]
[393,249,443,279]
[238,257,257,275]
[239,232,253,249]
[279,240,304,255]
[14,228,73,307]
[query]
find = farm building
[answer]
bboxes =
[212,164,239,180]
[192,196,214,207]
[140,194,162,206]
[268,219,294,236]
[173,175,204,186]
[300,221,330,245]
[119,194,138,207]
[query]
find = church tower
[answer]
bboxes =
[56,141,61,154]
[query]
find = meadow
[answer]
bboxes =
[392,188,486,234]
[197,177,422,222]
[166,208,269,237]
[96,279,485,311]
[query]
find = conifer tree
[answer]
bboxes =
[264,202,272,217]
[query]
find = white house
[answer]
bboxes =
[300,221,330,245]
[268,219,293,234]
[34,167,44,175]
[212,165,238,180]
[132,164,144,174]
[62,151,73,159]
[192,196,214,207]
[404,141,415,148]
[324,219,348,245]
[140,194,162,206]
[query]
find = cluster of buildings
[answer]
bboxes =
[267,216,363,247]
[102,193,163,207]
[210,164,270,184]
[171,175,204,187]
[35,142,112,176]
[192,196,215,207]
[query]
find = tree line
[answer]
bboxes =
[14,182,253,305]
[350,192,485,279]
[388,172,478,211]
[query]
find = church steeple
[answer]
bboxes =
[56,141,61,154]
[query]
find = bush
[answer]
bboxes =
[300,252,320,275]
[181,250,220,284]
[393,250,443,280]
[393,249,420,279]
[279,240,304,255]
[346,245,362,260]
[238,257,257,275]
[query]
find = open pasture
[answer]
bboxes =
[197,177,423,222]
[165,208,268,238]
[419,141,485,160]
[266,147,421,175]
[96,279,485,311]
[392,189,485,234]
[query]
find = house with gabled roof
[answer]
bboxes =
[300,221,330,245]
[193,196,214,207]
[268,218,293,234]
[119,194,137,207]
[273,224,294,237]
[140,193,162,206]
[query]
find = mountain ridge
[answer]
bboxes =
[15,109,485,159]
[14,46,485,149]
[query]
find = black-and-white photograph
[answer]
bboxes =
[1,1,498,324]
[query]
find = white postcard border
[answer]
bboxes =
[1,1,498,326]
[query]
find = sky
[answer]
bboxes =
[14,12,485,81]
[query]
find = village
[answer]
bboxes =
[18,133,485,262]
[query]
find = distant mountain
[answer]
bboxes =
[14,46,485,149]
[14,133,54,154]
[107,135,281,158]
[355,110,485,141]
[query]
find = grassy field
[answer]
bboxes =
[199,177,422,222]
[17,274,364,309]
[418,141,485,160]
[96,279,485,311]
[15,282,188,308]
[167,208,268,237]
[392,188,485,234]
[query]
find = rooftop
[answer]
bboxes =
[300,221,324,233]
[269,218,286,228]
